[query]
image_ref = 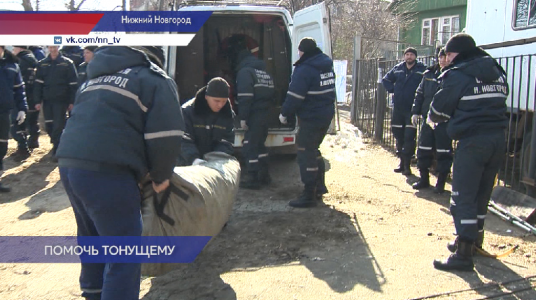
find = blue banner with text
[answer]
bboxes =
[0,236,211,263]
[93,11,213,33]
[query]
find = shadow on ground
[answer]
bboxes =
[18,181,70,220]
[142,208,385,300]
[141,157,385,299]
[1,150,58,204]
[447,258,536,300]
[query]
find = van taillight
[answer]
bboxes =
[283,137,294,143]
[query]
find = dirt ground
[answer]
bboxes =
[0,105,535,300]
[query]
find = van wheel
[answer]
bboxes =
[521,129,536,197]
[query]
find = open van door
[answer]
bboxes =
[292,2,332,64]
[292,2,337,135]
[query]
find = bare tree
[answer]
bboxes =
[284,0,350,15]
[20,0,93,11]
[330,0,416,62]
[129,0,412,65]
[131,0,175,10]
[65,0,87,11]
[22,0,34,11]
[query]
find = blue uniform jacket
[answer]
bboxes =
[29,46,45,61]
[15,49,38,109]
[382,61,426,113]
[412,64,441,117]
[0,50,27,114]
[180,86,235,165]
[429,54,508,140]
[34,54,78,105]
[281,52,335,124]
[56,46,185,183]
[234,50,275,121]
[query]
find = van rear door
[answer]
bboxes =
[292,2,332,63]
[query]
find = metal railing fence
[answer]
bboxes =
[351,54,536,196]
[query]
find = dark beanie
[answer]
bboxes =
[205,77,230,98]
[14,46,28,49]
[136,46,165,68]
[438,47,446,57]
[298,37,317,54]
[445,33,476,53]
[404,47,417,56]
[84,45,98,52]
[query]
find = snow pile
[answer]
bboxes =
[324,120,366,162]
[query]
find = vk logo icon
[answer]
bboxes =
[53,36,62,44]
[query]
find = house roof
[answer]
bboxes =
[388,0,467,13]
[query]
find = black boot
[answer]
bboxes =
[447,231,485,254]
[12,147,31,162]
[434,173,449,194]
[316,185,328,199]
[412,169,430,189]
[258,168,272,185]
[316,171,328,199]
[240,172,260,189]
[0,181,11,193]
[28,136,40,149]
[475,230,484,250]
[394,157,404,173]
[51,143,59,162]
[447,237,458,253]
[401,157,412,175]
[434,239,475,272]
[289,186,317,208]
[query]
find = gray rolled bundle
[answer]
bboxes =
[141,152,240,276]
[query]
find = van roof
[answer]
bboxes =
[178,2,293,24]
[179,0,288,8]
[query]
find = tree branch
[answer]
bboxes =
[22,0,34,11]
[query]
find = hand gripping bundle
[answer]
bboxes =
[140,152,241,276]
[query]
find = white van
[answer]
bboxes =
[165,1,332,152]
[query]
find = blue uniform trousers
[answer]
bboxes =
[243,111,269,173]
[0,113,9,169]
[417,122,453,174]
[297,120,330,190]
[59,167,142,300]
[10,109,28,150]
[450,132,505,241]
[26,109,40,145]
[391,109,417,160]
[43,102,68,153]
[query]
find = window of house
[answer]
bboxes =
[421,16,460,46]
[514,0,536,29]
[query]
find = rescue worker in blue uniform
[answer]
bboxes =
[29,46,45,61]
[411,48,452,193]
[0,46,28,192]
[33,46,78,159]
[280,37,336,208]
[12,46,38,152]
[60,45,84,68]
[56,46,184,300]
[382,47,426,175]
[77,46,97,85]
[179,77,235,166]
[227,34,275,189]
[429,34,509,272]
